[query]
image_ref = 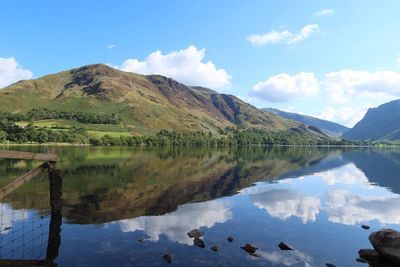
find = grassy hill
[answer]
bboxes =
[0,64,326,141]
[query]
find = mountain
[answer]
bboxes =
[0,64,324,138]
[343,100,400,141]
[262,108,349,137]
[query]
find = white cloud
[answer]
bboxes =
[0,56,33,89]
[116,200,232,245]
[325,189,400,225]
[117,45,231,89]
[250,72,319,102]
[247,24,320,46]
[313,9,335,17]
[287,24,320,45]
[251,189,321,223]
[324,69,400,103]
[258,249,313,267]
[0,204,28,235]
[317,105,371,127]
[319,164,370,185]
[106,44,117,49]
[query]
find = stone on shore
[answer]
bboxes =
[369,229,400,263]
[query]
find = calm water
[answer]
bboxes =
[1,146,400,266]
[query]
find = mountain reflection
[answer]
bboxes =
[1,146,334,224]
[2,147,400,228]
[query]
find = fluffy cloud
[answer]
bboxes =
[117,45,231,89]
[116,200,232,245]
[247,24,319,46]
[251,189,321,223]
[250,72,319,102]
[313,9,335,17]
[317,106,371,127]
[325,189,400,225]
[319,164,370,185]
[324,69,400,103]
[0,56,33,88]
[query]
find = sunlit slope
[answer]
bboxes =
[0,64,319,135]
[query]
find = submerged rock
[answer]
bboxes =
[358,249,380,261]
[210,245,219,252]
[362,225,371,230]
[227,237,234,243]
[241,243,258,255]
[187,229,204,238]
[163,254,172,264]
[325,264,336,267]
[194,237,206,248]
[369,229,400,263]
[278,242,293,251]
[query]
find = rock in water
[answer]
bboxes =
[358,249,380,261]
[194,237,206,248]
[369,229,400,263]
[187,229,204,238]
[227,237,234,242]
[362,225,370,230]
[278,242,293,251]
[325,264,336,267]
[210,245,219,252]
[241,243,258,255]
[163,254,172,264]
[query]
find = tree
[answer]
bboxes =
[0,130,7,143]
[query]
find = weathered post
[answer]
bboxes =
[46,163,63,266]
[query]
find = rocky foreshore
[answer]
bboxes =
[358,229,400,266]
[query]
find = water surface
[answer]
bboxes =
[1,146,400,266]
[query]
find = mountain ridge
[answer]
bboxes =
[0,64,323,138]
[262,108,349,137]
[343,99,400,141]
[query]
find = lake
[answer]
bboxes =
[0,146,400,266]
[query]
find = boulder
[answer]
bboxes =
[278,242,293,251]
[241,243,258,255]
[369,229,400,263]
[210,245,219,252]
[227,237,234,242]
[163,254,172,264]
[194,237,206,248]
[187,229,204,238]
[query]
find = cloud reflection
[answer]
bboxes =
[326,189,400,225]
[251,189,320,223]
[245,163,400,226]
[0,204,28,235]
[258,249,313,267]
[117,200,232,244]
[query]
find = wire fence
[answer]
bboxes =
[0,203,50,261]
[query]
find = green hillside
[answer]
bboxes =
[0,64,334,145]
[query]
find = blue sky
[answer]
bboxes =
[1,0,400,127]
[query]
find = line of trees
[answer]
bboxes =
[0,108,120,125]
[0,117,367,146]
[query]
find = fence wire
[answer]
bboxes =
[0,203,50,261]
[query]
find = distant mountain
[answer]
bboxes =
[0,64,325,138]
[343,100,400,141]
[262,108,349,137]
